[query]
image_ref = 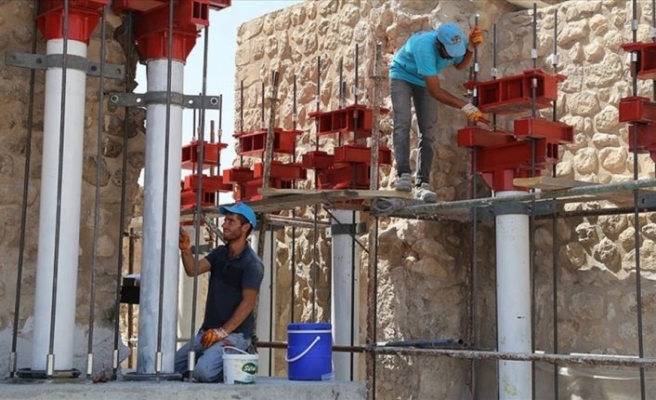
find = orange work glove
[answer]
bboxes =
[200,327,228,348]
[461,103,490,125]
[468,28,483,51]
[179,227,190,251]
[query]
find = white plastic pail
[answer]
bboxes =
[223,346,258,384]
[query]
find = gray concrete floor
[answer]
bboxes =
[0,376,366,400]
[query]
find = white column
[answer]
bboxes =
[137,59,184,374]
[252,230,276,375]
[177,226,206,344]
[331,210,360,381]
[496,191,532,400]
[32,39,88,372]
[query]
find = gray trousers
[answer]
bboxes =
[391,78,438,186]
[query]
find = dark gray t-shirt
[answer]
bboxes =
[201,245,264,338]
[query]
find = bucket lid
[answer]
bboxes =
[288,322,332,331]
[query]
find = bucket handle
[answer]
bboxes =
[223,346,249,355]
[285,335,321,363]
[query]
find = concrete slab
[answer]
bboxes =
[0,377,366,400]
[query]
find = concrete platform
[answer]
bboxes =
[0,376,366,400]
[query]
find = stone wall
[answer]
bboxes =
[0,3,143,377]
[237,0,656,398]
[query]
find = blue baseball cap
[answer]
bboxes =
[436,22,467,58]
[219,203,257,229]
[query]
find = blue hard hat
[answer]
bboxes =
[218,203,257,229]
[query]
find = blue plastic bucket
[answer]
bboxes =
[286,322,333,381]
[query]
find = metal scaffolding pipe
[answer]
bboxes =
[331,210,360,381]
[137,59,184,374]
[251,229,276,375]
[32,38,88,372]
[496,191,532,400]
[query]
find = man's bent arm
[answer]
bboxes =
[180,248,211,277]
[221,288,259,334]
[453,48,474,70]
[424,75,467,109]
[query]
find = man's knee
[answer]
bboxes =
[192,361,222,383]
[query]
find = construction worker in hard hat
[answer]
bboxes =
[174,202,264,382]
[390,22,488,203]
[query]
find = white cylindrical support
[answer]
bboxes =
[32,39,88,371]
[177,226,206,343]
[331,210,360,381]
[495,191,532,400]
[137,59,184,374]
[252,230,276,375]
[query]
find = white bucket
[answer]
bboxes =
[223,346,258,384]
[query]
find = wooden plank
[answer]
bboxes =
[513,177,598,191]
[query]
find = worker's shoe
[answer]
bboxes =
[414,183,437,203]
[395,173,412,192]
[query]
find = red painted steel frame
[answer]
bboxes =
[621,41,656,80]
[37,0,108,43]
[181,140,228,170]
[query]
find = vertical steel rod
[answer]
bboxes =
[290,76,298,323]
[87,4,108,379]
[10,0,39,378]
[127,228,135,369]
[529,5,538,399]
[239,80,244,166]
[312,56,321,321]
[47,0,71,376]
[155,0,176,379]
[268,227,274,375]
[551,9,560,399]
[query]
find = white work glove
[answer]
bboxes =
[461,103,490,125]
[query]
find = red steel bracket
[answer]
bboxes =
[37,0,108,43]
[309,104,390,140]
[181,140,228,170]
[113,0,225,61]
[183,174,232,192]
[253,161,307,181]
[628,122,656,163]
[476,138,549,192]
[465,69,565,115]
[513,117,574,144]
[619,96,656,123]
[621,41,656,80]
[235,128,301,156]
[222,167,254,184]
[180,188,216,211]
[333,145,392,165]
[302,151,335,170]
[457,126,515,148]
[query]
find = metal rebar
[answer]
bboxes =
[113,10,134,379]
[370,346,656,368]
[311,56,321,321]
[239,80,244,166]
[10,0,39,378]
[290,76,298,323]
[551,10,560,398]
[370,43,382,191]
[366,218,376,400]
[155,0,176,379]
[47,0,71,376]
[87,3,108,379]
[127,228,135,369]
[349,210,356,380]
[188,22,212,375]
[268,227,274,375]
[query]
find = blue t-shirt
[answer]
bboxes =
[201,245,264,338]
[390,30,466,87]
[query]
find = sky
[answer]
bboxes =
[135,0,304,194]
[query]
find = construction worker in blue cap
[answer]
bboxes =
[175,202,264,382]
[390,22,489,203]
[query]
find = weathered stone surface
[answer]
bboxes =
[569,292,605,320]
